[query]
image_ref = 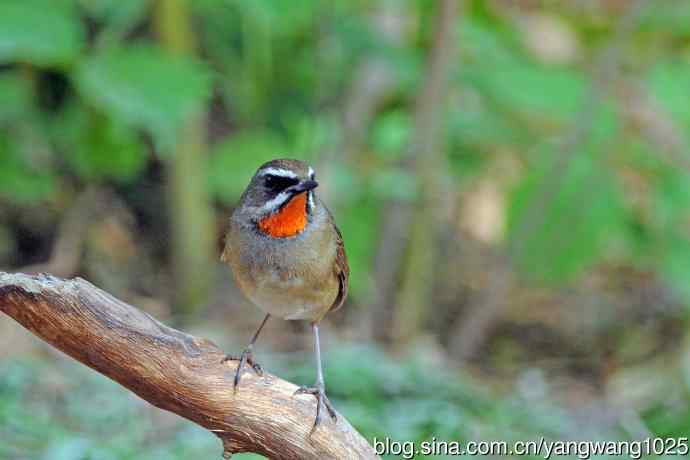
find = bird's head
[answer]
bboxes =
[239,159,319,238]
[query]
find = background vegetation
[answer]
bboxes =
[2,0,690,458]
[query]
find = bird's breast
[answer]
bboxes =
[224,215,339,321]
[257,192,308,238]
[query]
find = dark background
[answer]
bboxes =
[2,0,690,458]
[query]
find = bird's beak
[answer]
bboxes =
[289,179,319,194]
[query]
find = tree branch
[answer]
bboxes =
[0,272,378,460]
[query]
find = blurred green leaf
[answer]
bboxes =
[80,0,149,48]
[447,98,523,153]
[0,358,222,460]
[56,105,147,182]
[653,169,690,229]
[79,0,147,21]
[0,0,84,66]
[370,110,411,159]
[229,0,320,36]
[74,45,211,150]
[370,168,418,201]
[639,1,690,36]
[508,143,625,283]
[0,135,56,204]
[337,193,380,298]
[278,343,581,447]
[44,437,93,460]
[283,113,336,158]
[446,146,487,179]
[644,403,690,438]
[476,64,586,124]
[0,72,34,121]
[650,154,690,301]
[648,61,690,131]
[659,235,690,302]
[459,17,587,127]
[458,18,521,66]
[208,130,291,202]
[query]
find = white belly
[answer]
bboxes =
[236,264,337,321]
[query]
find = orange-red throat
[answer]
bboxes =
[258,192,308,238]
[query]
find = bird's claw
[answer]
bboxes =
[294,385,337,430]
[222,347,263,389]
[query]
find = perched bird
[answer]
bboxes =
[221,159,349,430]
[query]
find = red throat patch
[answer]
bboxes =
[258,192,308,237]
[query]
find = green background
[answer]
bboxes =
[2,0,690,458]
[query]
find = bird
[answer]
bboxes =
[221,159,349,431]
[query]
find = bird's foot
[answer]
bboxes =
[222,347,263,389]
[294,384,337,431]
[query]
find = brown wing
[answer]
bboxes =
[328,219,349,313]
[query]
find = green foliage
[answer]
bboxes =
[0,0,686,299]
[659,235,690,301]
[469,63,586,126]
[370,168,418,202]
[0,73,33,121]
[652,169,690,230]
[0,358,221,460]
[79,0,148,24]
[371,110,411,160]
[56,106,147,182]
[228,0,322,35]
[74,45,211,149]
[80,0,150,48]
[2,3,690,456]
[652,171,690,301]
[10,347,670,460]
[0,72,57,205]
[508,139,625,283]
[648,60,690,131]
[0,136,56,204]
[276,344,652,456]
[0,0,84,67]
[337,191,380,297]
[207,129,294,202]
[459,17,588,130]
[447,102,522,153]
[287,113,338,158]
[639,1,690,36]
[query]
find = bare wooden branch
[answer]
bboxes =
[0,272,378,460]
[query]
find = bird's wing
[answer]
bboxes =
[328,217,349,314]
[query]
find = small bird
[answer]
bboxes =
[221,159,349,430]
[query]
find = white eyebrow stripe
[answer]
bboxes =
[258,191,291,213]
[258,167,297,179]
[308,190,315,212]
[308,166,315,179]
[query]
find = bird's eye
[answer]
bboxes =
[264,174,298,191]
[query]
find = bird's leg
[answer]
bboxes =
[222,313,270,389]
[294,322,337,431]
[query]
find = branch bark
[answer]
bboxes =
[0,272,378,460]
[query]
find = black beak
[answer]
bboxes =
[289,179,319,194]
